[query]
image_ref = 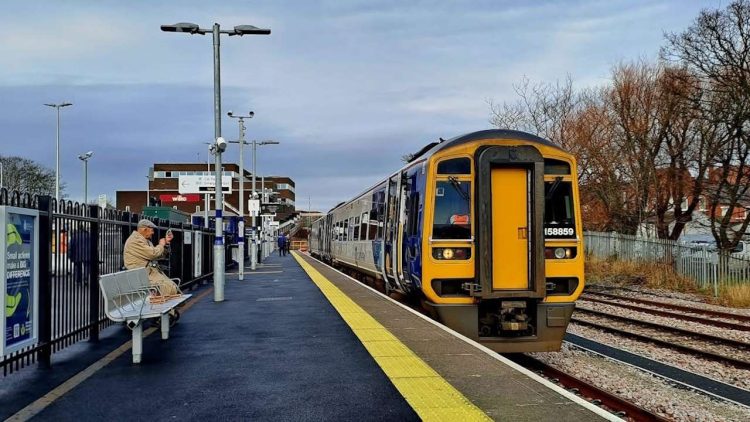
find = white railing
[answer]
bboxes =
[584,231,750,294]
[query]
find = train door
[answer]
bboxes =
[402,167,421,287]
[491,168,530,289]
[475,145,545,299]
[324,213,333,260]
[383,174,400,285]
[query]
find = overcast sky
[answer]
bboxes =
[0,0,718,212]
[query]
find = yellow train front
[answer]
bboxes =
[309,129,584,353]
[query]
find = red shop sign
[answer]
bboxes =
[160,194,201,203]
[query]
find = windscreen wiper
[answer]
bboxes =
[448,176,470,202]
[545,176,563,201]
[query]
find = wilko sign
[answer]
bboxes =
[160,194,201,203]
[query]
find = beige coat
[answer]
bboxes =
[123,231,179,295]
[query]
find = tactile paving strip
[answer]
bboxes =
[293,252,490,422]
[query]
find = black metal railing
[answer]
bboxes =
[1,189,219,376]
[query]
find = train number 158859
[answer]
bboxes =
[544,227,574,237]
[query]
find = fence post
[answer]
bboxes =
[88,204,100,342]
[37,195,53,369]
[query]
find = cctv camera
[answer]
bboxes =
[215,137,227,153]
[227,110,233,117]
[248,111,254,118]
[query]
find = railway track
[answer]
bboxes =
[507,353,669,421]
[581,290,750,331]
[574,306,750,351]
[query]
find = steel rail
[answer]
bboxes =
[575,307,750,350]
[506,353,669,422]
[580,294,750,332]
[571,317,750,370]
[584,290,750,325]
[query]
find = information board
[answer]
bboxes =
[178,175,232,195]
[1,206,39,356]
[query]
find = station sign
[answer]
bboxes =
[178,175,232,195]
[248,199,261,217]
[160,194,201,203]
[1,206,40,356]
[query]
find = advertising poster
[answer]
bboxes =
[1,207,39,356]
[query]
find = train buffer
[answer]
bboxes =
[2,254,616,421]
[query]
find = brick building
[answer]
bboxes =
[116,163,295,224]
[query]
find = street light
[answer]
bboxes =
[251,140,278,267]
[78,151,93,204]
[227,110,254,280]
[162,21,270,303]
[44,102,73,202]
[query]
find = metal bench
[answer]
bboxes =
[99,268,192,363]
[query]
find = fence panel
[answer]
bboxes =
[584,231,750,293]
[2,190,216,376]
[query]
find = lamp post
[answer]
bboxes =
[161,22,270,302]
[78,151,93,204]
[44,102,73,202]
[202,142,216,229]
[227,110,254,280]
[253,140,278,268]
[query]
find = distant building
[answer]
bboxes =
[116,163,295,225]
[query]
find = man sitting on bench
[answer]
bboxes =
[123,219,179,296]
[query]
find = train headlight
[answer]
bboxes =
[544,247,577,259]
[432,248,471,260]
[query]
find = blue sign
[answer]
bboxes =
[2,207,39,356]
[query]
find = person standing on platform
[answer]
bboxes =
[277,232,286,257]
[123,219,178,295]
[285,233,291,255]
[68,228,91,284]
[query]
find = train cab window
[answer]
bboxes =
[437,158,471,174]
[433,179,471,239]
[544,159,571,175]
[353,216,360,240]
[544,180,576,238]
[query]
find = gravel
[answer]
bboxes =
[576,300,750,344]
[568,323,750,390]
[588,285,750,317]
[531,344,750,421]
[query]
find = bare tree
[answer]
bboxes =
[0,155,62,197]
[663,0,750,251]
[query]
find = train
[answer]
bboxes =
[309,129,584,353]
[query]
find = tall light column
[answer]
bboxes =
[78,151,93,204]
[161,22,270,302]
[251,140,279,267]
[227,110,254,280]
[44,102,73,202]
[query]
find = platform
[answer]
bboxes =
[2,253,614,421]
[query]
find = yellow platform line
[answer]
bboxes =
[292,252,490,422]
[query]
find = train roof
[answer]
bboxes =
[408,129,564,163]
[321,129,566,217]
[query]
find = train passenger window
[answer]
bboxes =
[353,216,360,240]
[433,180,471,239]
[343,219,349,241]
[437,158,471,174]
[368,215,378,240]
[361,212,369,240]
[348,217,355,241]
[544,181,575,238]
